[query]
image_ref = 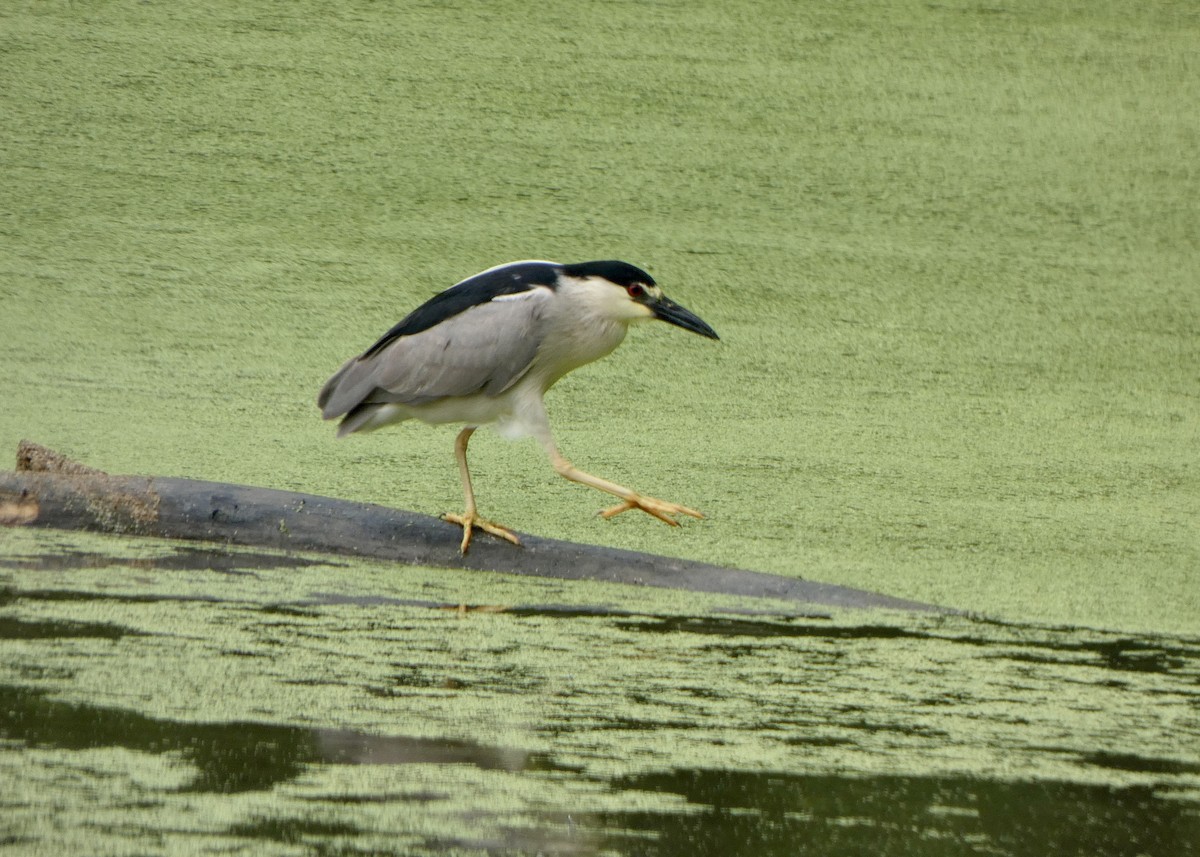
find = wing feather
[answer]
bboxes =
[318,287,550,419]
[359,260,560,358]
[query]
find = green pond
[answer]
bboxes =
[2,0,1198,853]
[2,528,1198,855]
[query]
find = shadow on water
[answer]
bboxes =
[0,685,569,794]
[622,614,1200,678]
[0,614,136,641]
[0,545,336,575]
[601,769,1200,857]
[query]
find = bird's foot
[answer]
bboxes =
[441,511,521,555]
[598,494,704,526]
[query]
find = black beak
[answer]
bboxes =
[651,295,720,340]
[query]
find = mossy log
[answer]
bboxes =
[2,441,941,613]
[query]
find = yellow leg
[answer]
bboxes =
[441,427,521,554]
[548,450,703,526]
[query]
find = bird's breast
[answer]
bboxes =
[533,313,628,389]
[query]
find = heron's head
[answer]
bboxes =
[558,260,719,340]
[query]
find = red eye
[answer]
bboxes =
[627,283,646,299]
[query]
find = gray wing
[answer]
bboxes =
[318,288,549,420]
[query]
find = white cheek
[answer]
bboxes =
[623,301,656,322]
[593,285,653,321]
[561,277,654,323]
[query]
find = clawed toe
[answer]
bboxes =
[442,512,521,555]
[598,495,704,526]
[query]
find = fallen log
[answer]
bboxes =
[2,441,942,613]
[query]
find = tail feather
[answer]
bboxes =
[318,356,378,421]
[320,354,411,437]
[335,402,404,437]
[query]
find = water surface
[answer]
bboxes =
[2,531,1196,855]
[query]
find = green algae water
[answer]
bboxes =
[2,0,1199,852]
[2,530,1198,855]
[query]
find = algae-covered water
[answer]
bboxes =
[2,529,1198,855]
[2,1,1199,853]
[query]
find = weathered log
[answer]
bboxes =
[2,442,942,613]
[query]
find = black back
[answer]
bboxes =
[361,261,562,358]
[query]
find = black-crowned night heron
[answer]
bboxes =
[317,259,719,553]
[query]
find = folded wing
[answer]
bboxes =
[318,287,551,427]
